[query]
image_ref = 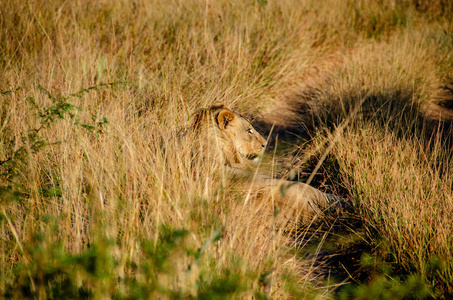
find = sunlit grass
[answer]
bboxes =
[1,0,452,297]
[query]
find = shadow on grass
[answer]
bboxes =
[255,82,453,155]
[252,81,453,297]
[253,81,453,194]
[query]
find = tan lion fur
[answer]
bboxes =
[191,104,266,167]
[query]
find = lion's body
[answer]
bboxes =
[191,104,344,219]
[230,167,343,220]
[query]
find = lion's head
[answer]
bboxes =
[191,104,266,166]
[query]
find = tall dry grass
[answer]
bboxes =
[1,0,453,297]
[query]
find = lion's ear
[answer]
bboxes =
[217,109,236,130]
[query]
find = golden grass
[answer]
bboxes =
[1,0,453,297]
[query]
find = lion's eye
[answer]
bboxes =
[247,129,253,135]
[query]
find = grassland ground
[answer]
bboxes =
[1,0,453,298]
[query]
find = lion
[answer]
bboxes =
[189,104,345,219]
[190,104,266,167]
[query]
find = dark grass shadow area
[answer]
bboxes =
[288,212,376,283]
[252,80,453,296]
[251,91,318,149]
[253,81,453,175]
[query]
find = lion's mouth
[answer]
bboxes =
[246,154,259,160]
